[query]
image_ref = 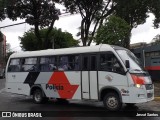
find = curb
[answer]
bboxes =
[154,97,160,101]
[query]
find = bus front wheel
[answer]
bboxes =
[33,89,48,104]
[103,92,122,111]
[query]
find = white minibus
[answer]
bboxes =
[5,44,154,111]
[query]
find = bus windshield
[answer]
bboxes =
[116,49,145,73]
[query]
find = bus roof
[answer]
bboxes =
[10,44,115,58]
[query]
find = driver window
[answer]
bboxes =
[100,52,124,74]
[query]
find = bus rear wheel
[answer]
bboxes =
[33,89,48,104]
[103,92,122,111]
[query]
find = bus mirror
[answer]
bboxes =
[125,60,130,69]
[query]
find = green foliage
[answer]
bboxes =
[149,0,160,28]
[61,0,160,48]
[6,0,60,27]
[96,15,131,47]
[151,34,160,45]
[19,28,79,51]
[6,0,61,49]
[0,0,6,21]
[115,0,149,28]
[61,0,114,46]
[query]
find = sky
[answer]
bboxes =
[0,12,160,52]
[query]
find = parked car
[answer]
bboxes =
[0,68,5,79]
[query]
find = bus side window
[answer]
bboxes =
[21,58,37,72]
[40,56,57,72]
[82,56,89,71]
[58,56,69,71]
[68,55,80,71]
[8,59,20,72]
[91,55,97,71]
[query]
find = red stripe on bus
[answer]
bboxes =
[131,74,145,84]
[48,72,79,99]
[145,66,160,70]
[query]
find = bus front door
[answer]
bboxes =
[82,55,98,100]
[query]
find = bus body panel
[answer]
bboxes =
[6,82,30,95]
[89,71,98,100]
[6,72,30,95]
[5,44,154,106]
[82,71,90,99]
[98,71,130,103]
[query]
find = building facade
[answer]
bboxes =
[131,43,160,81]
[0,33,6,68]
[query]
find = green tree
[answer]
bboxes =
[61,0,160,48]
[6,0,60,49]
[0,0,6,21]
[61,0,116,46]
[0,0,6,42]
[96,15,131,47]
[115,0,150,48]
[151,34,160,45]
[149,0,160,28]
[19,28,79,51]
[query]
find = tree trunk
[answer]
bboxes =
[44,20,55,49]
[34,24,42,50]
[81,19,86,46]
[124,29,131,49]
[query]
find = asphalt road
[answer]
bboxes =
[0,78,160,120]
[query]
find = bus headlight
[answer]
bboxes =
[135,84,143,89]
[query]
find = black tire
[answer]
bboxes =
[33,89,48,104]
[103,92,122,111]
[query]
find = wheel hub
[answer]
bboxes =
[35,92,41,102]
[107,97,118,108]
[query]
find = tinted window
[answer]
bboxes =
[91,55,97,71]
[8,59,20,72]
[82,56,89,70]
[58,55,80,71]
[68,55,80,70]
[21,58,37,72]
[40,56,57,71]
[100,52,124,73]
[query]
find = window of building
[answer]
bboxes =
[150,52,155,56]
[21,58,37,72]
[135,53,141,58]
[145,52,150,57]
[155,51,160,56]
[8,59,20,72]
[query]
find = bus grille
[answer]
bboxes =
[147,93,153,98]
[145,84,153,90]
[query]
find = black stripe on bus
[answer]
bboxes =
[24,72,40,87]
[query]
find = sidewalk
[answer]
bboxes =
[153,81,160,101]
